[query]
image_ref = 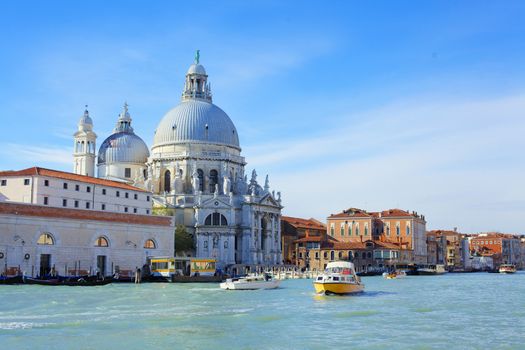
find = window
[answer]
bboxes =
[86,202,90,209]
[340,224,345,236]
[144,239,156,249]
[44,179,49,186]
[62,199,67,207]
[1,179,6,186]
[37,233,54,245]
[209,170,218,193]
[102,189,106,195]
[406,225,410,235]
[362,252,366,259]
[101,204,106,211]
[146,196,150,202]
[197,169,204,191]
[146,209,150,214]
[204,213,228,226]
[356,226,360,236]
[63,183,68,189]
[95,236,109,247]
[338,251,343,259]
[134,194,138,200]
[330,224,334,236]
[124,207,128,213]
[396,225,400,236]
[74,200,79,208]
[315,251,319,259]
[349,224,352,236]
[24,179,30,185]
[386,225,390,236]
[364,225,368,236]
[323,252,328,259]
[43,196,48,205]
[87,186,91,193]
[133,208,137,214]
[330,251,335,260]
[75,184,79,191]
[164,170,171,192]
[116,191,120,197]
[125,192,129,199]
[299,252,303,259]
[125,168,131,178]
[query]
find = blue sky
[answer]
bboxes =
[0,1,524,232]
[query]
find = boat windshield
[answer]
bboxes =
[325,267,353,275]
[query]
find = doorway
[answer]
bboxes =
[40,254,51,277]
[97,255,107,277]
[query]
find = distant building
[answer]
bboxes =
[327,208,427,264]
[469,233,521,268]
[427,229,464,270]
[281,216,326,265]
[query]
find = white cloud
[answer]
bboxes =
[245,93,525,233]
[0,143,71,169]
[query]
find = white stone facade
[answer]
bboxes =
[0,168,152,215]
[0,202,173,277]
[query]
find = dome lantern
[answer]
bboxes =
[182,50,212,102]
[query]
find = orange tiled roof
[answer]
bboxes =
[281,216,326,231]
[328,208,371,219]
[0,167,149,192]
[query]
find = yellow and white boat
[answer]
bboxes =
[499,264,517,274]
[313,261,364,295]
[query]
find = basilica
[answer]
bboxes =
[73,52,284,271]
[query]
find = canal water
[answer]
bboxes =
[1,272,524,349]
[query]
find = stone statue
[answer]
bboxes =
[264,175,270,192]
[212,234,218,249]
[173,163,183,194]
[195,49,200,64]
[214,184,219,198]
[251,169,257,184]
[191,165,200,194]
[223,175,231,195]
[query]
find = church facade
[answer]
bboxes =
[74,53,284,271]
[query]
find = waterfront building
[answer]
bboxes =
[0,167,152,215]
[427,229,464,270]
[281,216,326,265]
[0,201,173,277]
[425,231,446,265]
[327,208,427,264]
[469,233,521,268]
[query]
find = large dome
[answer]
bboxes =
[152,99,240,149]
[98,132,150,165]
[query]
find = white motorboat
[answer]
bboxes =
[220,273,280,290]
[417,264,447,275]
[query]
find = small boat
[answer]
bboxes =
[23,276,113,286]
[382,270,407,279]
[416,264,447,275]
[0,275,24,285]
[499,264,517,274]
[220,273,280,290]
[313,261,364,295]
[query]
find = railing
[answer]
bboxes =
[151,151,245,164]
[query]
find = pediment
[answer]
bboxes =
[258,193,280,207]
[198,196,232,209]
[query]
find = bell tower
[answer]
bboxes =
[73,106,97,177]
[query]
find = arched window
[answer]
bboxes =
[362,252,366,259]
[204,213,228,226]
[367,252,372,259]
[356,226,360,236]
[364,225,368,236]
[386,225,390,236]
[209,170,218,193]
[197,169,204,192]
[348,251,353,260]
[340,224,345,236]
[406,225,410,235]
[330,251,334,260]
[37,233,54,245]
[396,225,400,236]
[330,224,334,236]
[144,239,156,249]
[323,251,328,259]
[95,236,109,247]
[338,251,343,259]
[164,170,171,193]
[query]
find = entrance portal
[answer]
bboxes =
[39,254,51,277]
[97,255,107,277]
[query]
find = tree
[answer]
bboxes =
[175,224,194,255]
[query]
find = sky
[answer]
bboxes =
[0,1,524,233]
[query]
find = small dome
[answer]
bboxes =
[98,132,149,165]
[152,99,240,149]
[187,64,206,75]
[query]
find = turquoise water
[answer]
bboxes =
[1,273,524,349]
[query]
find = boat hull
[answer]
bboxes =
[220,280,280,290]
[313,282,364,295]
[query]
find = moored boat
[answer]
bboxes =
[382,270,407,279]
[220,273,280,290]
[0,275,24,285]
[313,261,364,295]
[23,276,112,286]
[499,264,517,274]
[416,264,447,275]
